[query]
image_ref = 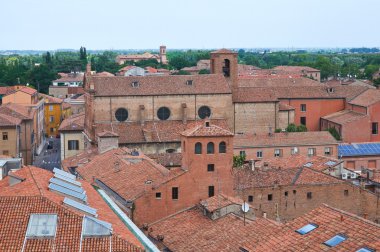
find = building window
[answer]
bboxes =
[300,104,306,112]
[207,142,214,154]
[207,164,215,172]
[155,192,161,199]
[240,150,246,157]
[2,132,8,141]
[186,80,193,86]
[274,149,282,157]
[268,194,273,201]
[308,148,316,156]
[68,140,79,150]
[324,147,332,155]
[285,191,288,197]
[3,150,9,156]
[195,142,202,154]
[300,117,306,126]
[219,141,226,153]
[208,186,215,197]
[293,190,297,194]
[157,107,171,120]
[50,128,54,133]
[372,122,378,135]
[115,108,128,122]
[291,147,298,155]
[49,116,54,123]
[257,150,263,158]
[172,187,179,200]
[344,190,349,196]
[248,195,253,202]
[49,105,53,111]
[198,106,211,119]
[307,192,312,199]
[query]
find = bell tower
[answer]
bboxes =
[210,49,238,90]
[159,45,167,64]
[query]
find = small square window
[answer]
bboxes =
[274,149,282,157]
[293,190,297,194]
[323,234,347,247]
[344,190,349,196]
[307,192,312,199]
[257,151,263,158]
[324,147,332,156]
[284,191,288,197]
[2,132,8,141]
[186,80,193,86]
[156,192,161,199]
[268,194,273,201]
[291,147,298,155]
[308,148,316,156]
[240,151,246,157]
[300,104,306,112]
[248,195,253,202]
[207,164,215,172]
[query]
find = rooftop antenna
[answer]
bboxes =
[241,201,250,226]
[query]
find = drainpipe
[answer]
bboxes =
[96,189,160,252]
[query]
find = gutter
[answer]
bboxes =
[96,188,160,252]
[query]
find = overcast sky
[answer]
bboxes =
[1,0,379,50]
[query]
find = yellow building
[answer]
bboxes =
[62,102,72,120]
[40,94,64,137]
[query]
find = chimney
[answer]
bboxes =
[181,103,187,124]
[139,105,145,126]
[97,131,119,154]
[263,212,267,219]
[114,161,120,172]
[249,159,255,171]
[205,118,210,127]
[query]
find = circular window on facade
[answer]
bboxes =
[198,106,211,119]
[157,107,171,120]
[115,108,128,122]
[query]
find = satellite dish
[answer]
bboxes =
[242,202,250,213]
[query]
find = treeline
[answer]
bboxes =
[0,47,380,94]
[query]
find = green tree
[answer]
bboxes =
[171,70,191,75]
[169,56,192,70]
[233,154,246,168]
[286,123,297,132]
[327,127,341,141]
[198,69,210,74]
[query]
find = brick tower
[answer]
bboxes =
[210,49,238,90]
[159,45,167,64]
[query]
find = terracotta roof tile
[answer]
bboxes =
[40,93,63,104]
[0,103,35,120]
[147,153,182,167]
[0,166,143,250]
[322,110,369,125]
[53,73,84,82]
[234,132,338,148]
[89,74,231,96]
[181,121,233,137]
[273,65,320,72]
[199,194,243,212]
[348,89,380,107]
[0,113,22,126]
[58,113,84,131]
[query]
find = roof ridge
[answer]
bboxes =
[28,166,44,196]
[148,205,197,226]
[291,167,304,185]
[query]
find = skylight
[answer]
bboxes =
[63,197,97,217]
[82,216,112,237]
[53,167,76,180]
[323,234,347,247]
[304,162,313,168]
[357,248,375,252]
[54,173,82,187]
[50,177,84,194]
[296,223,318,235]
[26,214,58,238]
[325,161,337,166]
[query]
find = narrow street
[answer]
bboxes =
[33,137,61,171]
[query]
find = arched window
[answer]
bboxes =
[207,142,214,154]
[157,107,171,120]
[195,142,202,154]
[219,141,226,153]
[115,108,128,122]
[198,106,211,119]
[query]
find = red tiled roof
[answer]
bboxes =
[279,102,295,111]
[233,84,368,102]
[148,206,283,252]
[97,130,119,137]
[62,102,71,110]
[94,119,230,144]
[348,89,380,107]
[199,194,243,212]
[145,67,158,73]
[234,132,338,148]
[53,73,84,82]
[76,148,185,201]
[254,155,342,172]
[147,153,182,167]
[88,74,231,96]
[61,147,98,171]
[94,71,114,77]
[0,113,22,126]
[0,103,35,120]
[181,121,233,137]
[40,93,63,104]
[322,110,369,125]
[273,65,320,72]
[0,166,143,250]
[58,113,84,131]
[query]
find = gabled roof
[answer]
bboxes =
[0,103,35,120]
[58,113,84,132]
[348,89,380,107]
[273,65,320,72]
[0,113,22,127]
[181,121,233,137]
[0,166,143,250]
[88,74,231,96]
[40,93,63,104]
[199,194,243,212]
[321,110,369,125]
[234,132,338,148]
[76,148,185,201]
